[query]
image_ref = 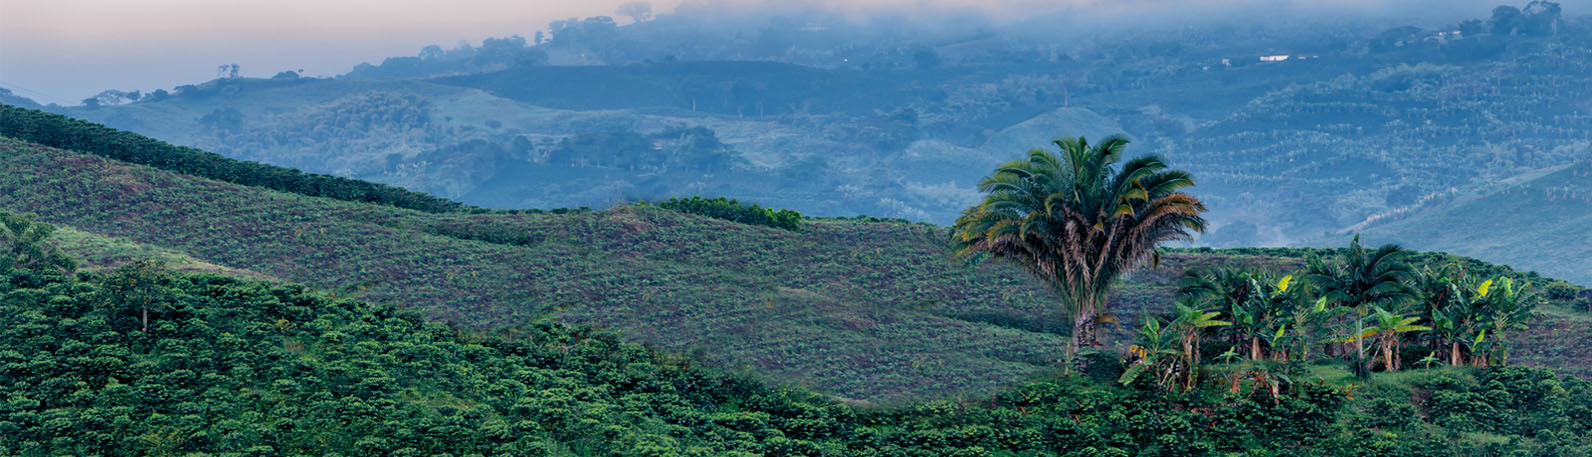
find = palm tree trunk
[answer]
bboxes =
[1250,336,1261,361]
[1072,304,1099,349]
[1450,340,1462,366]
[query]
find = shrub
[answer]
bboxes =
[654,196,802,231]
[1543,280,1579,301]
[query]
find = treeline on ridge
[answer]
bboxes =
[654,196,803,231]
[0,104,471,214]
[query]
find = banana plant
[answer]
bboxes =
[1364,306,1430,371]
[1474,277,1537,366]
[1169,300,1230,389]
[1305,235,1416,379]
[1120,317,1183,390]
[1228,358,1294,403]
[1285,296,1343,363]
[1230,273,1293,361]
[1417,351,1441,373]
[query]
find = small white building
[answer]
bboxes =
[1259,55,1290,62]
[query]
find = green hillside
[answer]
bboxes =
[0,136,1070,403]
[3,126,1590,403]
[8,258,1590,456]
[49,224,275,281]
[1356,160,1592,286]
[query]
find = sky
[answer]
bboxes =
[0,0,1576,105]
[0,0,690,105]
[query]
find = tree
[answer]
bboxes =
[1305,235,1415,378]
[1472,277,1537,366]
[616,1,653,24]
[100,260,172,332]
[1414,265,1479,366]
[953,135,1207,356]
[1120,317,1182,389]
[1363,306,1429,371]
[0,211,76,274]
[1522,1,1562,36]
[1491,5,1524,35]
[1285,296,1341,363]
[1169,300,1229,389]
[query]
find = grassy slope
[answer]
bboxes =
[5,136,1589,401]
[1357,161,1592,286]
[50,224,276,281]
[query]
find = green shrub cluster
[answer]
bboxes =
[0,103,469,214]
[654,196,802,231]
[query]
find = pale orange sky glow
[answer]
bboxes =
[1,0,690,103]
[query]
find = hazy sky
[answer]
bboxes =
[0,0,1574,105]
[1,0,693,105]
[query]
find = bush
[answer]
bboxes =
[1543,280,1580,301]
[654,196,802,231]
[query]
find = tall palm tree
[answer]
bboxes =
[953,136,1206,354]
[1410,264,1465,356]
[1179,267,1256,311]
[1305,235,1416,378]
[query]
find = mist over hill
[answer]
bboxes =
[12,1,1592,284]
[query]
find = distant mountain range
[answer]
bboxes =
[9,2,1590,284]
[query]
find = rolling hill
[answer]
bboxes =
[34,10,1592,291]
[2,112,1589,403]
[1356,160,1592,286]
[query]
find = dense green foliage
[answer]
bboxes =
[1,212,76,274]
[3,255,1590,456]
[655,196,802,231]
[1125,237,1553,398]
[0,104,469,214]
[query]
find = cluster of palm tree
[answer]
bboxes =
[1121,235,1540,395]
[951,135,1538,391]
